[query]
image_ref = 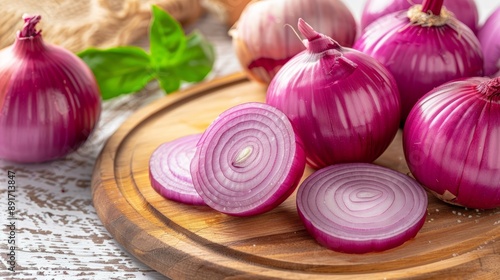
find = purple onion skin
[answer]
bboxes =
[232,0,357,85]
[267,40,400,169]
[354,11,484,123]
[478,7,500,77]
[361,0,479,32]
[299,212,426,254]
[404,77,500,209]
[0,16,101,163]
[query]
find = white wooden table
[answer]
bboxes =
[1,1,498,279]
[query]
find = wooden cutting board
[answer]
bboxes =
[91,73,500,279]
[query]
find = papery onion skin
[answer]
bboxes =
[190,102,306,216]
[296,163,428,254]
[231,0,356,85]
[478,7,500,77]
[149,134,206,206]
[354,2,483,123]
[267,19,400,169]
[360,0,479,33]
[403,77,500,210]
[0,15,101,163]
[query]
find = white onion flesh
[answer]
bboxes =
[296,163,428,253]
[149,134,205,205]
[191,102,306,216]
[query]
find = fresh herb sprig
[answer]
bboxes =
[78,5,215,100]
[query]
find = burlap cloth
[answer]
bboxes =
[201,0,252,28]
[0,0,254,52]
[0,0,204,52]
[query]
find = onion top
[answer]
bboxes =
[0,14,101,163]
[267,19,401,169]
[354,0,483,123]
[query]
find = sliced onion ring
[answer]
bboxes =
[191,102,306,216]
[296,163,428,254]
[149,133,206,205]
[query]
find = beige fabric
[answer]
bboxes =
[0,0,203,52]
[201,0,252,27]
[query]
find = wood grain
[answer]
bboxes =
[91,72,500,279]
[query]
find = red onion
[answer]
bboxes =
[354,0,484,123]
[403,76,500,210]
[149,134,206,205]
[266,19,400,169]
[190,102,306,216]
[0,15,101,163]
[360,0,479,33]
[231,0,356,85]
[478,7,500,77]
[296,163,428,254]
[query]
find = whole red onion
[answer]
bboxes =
[478,7,500,77]
[267,19,400,169]
[404,76,500,209]
[231,0,356,85]
[360,0,479,33]
[354,0,483,123]
[0,15,101,163]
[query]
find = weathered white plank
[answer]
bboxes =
[0,12,240,280]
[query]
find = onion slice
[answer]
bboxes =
[191,102,306,216]
[296,163,428,254]
[149,134,206,205]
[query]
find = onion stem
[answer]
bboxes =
[298,19,321,41]
[297,19,358,72]
[297,18,340,53]
[19,14,41,38]
[421,0,444,16]
[477,77,500,100]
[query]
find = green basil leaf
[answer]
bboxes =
[157,69,181,94]
[78,5,215,100]
[149,5,186,68]
[154,31,215,94]
[78,46,154,100]
[173,31,215,82]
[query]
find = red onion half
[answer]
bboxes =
[360,0,479,33]
[404,77,500,209]
[231,0,356,85]
[354,0,483,123]
[296,163,428,254]
[149,134,205,205]
[267,19,400,169]
[0,15,101,163]
[478,7,500,77]
[190,102,306,216]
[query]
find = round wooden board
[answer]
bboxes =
[91,73,500,279]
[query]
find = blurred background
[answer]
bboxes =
[1,0,499,54]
